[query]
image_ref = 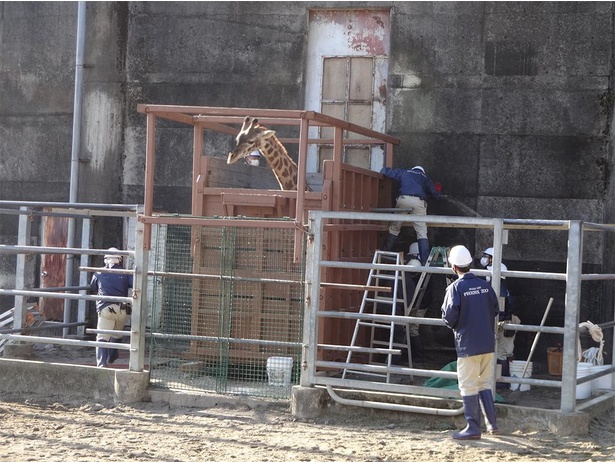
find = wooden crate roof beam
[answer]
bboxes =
[137,104,401,145]
[304,111,400,145]
[137,104,305,119]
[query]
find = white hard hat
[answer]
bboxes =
[448,245,473,267]
[104,247,121,259]
[482,247,494,257]
[408,258,422,267]
[408,242,419,256]
[412,166,425,174]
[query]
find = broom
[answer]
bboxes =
[510,297,554,394]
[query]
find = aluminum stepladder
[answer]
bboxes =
[406,246,450,320]
[343,250,409,384]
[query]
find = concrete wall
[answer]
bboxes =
[1,2,613,357]
[0,357,149,403]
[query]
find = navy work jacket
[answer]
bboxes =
[89,264,133,312]
[441,272,499,357]
[380,167,441,201]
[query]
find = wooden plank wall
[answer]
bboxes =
[190,158,391,363]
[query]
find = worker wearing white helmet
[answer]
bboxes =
[379,165,441,264]
[479,247,514,318]
[89,247,133,368]
[245,150,261,166]
[406,241,422,267]
[441,245,500,440]
[480,247,507,280]
[479,247,518,389]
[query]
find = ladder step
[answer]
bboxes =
[371,340,406,348]
[357,321,393,329]
[363,297,405,304]
[369,274,401,281]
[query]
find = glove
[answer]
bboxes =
[434,182,442,193]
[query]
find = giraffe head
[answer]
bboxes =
[227,116,275,165]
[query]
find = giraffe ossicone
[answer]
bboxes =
[228,116,300,191]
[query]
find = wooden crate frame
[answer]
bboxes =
[137,106,400,363]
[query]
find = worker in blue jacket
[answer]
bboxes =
[380,165,441,264]
[441,245,500,440]
[89,247,133,367]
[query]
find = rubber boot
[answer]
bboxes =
[108,338,120,364]
[453,395,482,440]
[382,232,398,251]
[417,238,431,266]
[410,335,426,363]
[496,359,510,389]
[96,339,110,368]
[479,389,499,434]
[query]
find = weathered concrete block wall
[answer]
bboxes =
[389,2,612,257]
[1,3,613,357]
[0,358,149,403]
[121,1,309,211]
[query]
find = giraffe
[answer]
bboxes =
[227,116,299,191]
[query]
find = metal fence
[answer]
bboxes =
[302,211,615,414]
[2,202,614,409]
[0,201,148,372]
[0,204,304,399]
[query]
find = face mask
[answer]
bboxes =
[104,258,119,268]
[480,256,490,267]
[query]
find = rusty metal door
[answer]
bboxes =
[305,9,390,173]
[40,211,68,320]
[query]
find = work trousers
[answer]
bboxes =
[97,304,128,341]
[388,195,428,239]
[457,352,495,396]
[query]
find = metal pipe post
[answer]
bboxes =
[77,218,91,337]
[561,220,583,412]
[64,1,87,338]
[14,207,31,333]
[301,211,323,387]
[130,205,149,372]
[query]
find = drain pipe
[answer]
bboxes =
[63,1,86,337]
[325,386,465,416]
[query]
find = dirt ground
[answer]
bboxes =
[1,344,613,461]
[0,393,612,462]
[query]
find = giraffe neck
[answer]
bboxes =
[260,136,298,190]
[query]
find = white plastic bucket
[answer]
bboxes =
[510,360,532,392]
[266,356,293,387]
[592,365,614,394]
[576,362,594,400]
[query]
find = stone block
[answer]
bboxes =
[114,370,150,404]
[290,385,328,420]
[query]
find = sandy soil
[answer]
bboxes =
[1,344,612,461]
[0,394,613,462]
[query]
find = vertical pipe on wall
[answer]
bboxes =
[63,2,86,337]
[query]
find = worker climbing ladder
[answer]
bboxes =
[343,250,409,384]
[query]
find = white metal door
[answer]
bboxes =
[305,9,390,173]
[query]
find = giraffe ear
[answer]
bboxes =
[240,116,252,133]
[261,129,276,139]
